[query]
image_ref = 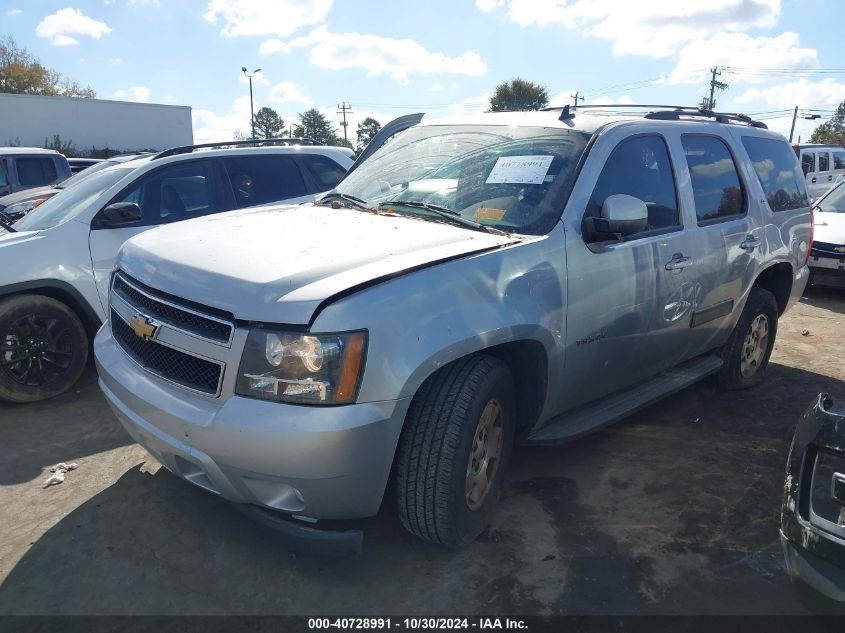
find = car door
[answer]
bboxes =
[832,149,845,184]
[88,158,226,313]
[222,154,314,208]
[560,130,699,410]
[671,132,760,361]
[814,150,834,198]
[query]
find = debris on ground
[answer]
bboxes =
[43,462,79,488]
[802,329,810,336]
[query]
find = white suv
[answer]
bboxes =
[0,141,353,403]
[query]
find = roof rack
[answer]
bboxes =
[152,137,321,160]
[543,104,767,129]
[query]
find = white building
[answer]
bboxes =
[0,93,193,155]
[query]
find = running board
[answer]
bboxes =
[524,355,723,445]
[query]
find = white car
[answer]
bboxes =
[0,142,353,403]
[796,144,845,200]
[809,179,845,286]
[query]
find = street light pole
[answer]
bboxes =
[241,66,261,139]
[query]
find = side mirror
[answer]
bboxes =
[583,194,649,242]
[100,202,141,227]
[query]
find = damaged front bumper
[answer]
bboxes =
[781,393,845,602]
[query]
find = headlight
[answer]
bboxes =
[235,329,367,405]
[3,200,36,220]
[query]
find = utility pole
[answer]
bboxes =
[706,66,728,111]
[789,106,799,143]
[337,102,353,145]
[241,66,261,139]
[570,91,584,107]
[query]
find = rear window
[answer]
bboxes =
[802,152,815,174]
[834,151,845,170]
[16,157,58,186]
[223,155,307,207]
[741,137,809,212]
[682,135,745,223]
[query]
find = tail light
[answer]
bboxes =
[805,205,814,265]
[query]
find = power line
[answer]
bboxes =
[337,101,353,144]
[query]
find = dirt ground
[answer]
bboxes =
[1,286,845,615]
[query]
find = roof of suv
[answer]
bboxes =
[0,147,64,156]
[421,106,779,137]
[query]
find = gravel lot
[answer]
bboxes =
[2,286,845,615]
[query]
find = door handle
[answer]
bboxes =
[829,175,834,182]
[740,235,762,250]
[665,254,693,271]
[812,177,817,183]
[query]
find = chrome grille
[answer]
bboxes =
[111,310,223,395]
[112,273,234,345]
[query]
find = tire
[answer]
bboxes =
[396,354,515,547]
[0,294,89,403]
[715,287,778,390]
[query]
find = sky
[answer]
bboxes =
[2,0,844,144]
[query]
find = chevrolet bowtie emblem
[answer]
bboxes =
[836,246,845,253]
[129,313,159,340]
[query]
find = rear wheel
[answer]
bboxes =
[0,295,89,403]
[715,287,778,390]
[396,354,515,547]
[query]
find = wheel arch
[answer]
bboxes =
[0,280,102,340]
[751,261,793,315]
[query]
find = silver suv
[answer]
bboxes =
[94,106,813,548]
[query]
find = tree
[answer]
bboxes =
[0,35,95,98]
[292,108,339,144]
[809,100,845,146]
[356,117,382,151]
[488,78,548,112]
[44,134,76,157]
[253,107,285,139]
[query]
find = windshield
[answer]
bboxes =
[335,125,589,235]
[817,182,845,213]
[14,166,135,231]
[56,160,117,189]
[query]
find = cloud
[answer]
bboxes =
[268,81,310,104]
[480,0,781,58]
[259,38,291,55]
[110,57,124,65]
[192,95,254,142]
[114,86,151,102]
[36,8,112,46]
[289,26,488,84]
[475,0,504,11]
[6,8,22,16]
[733,78,845,108]
[447,93,491,116]
[238,71,269,86]
[666,31,817,84]
[127,0,160,6]
[203,0,332,38]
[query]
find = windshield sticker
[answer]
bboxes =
[474,207,506,221]
[486,155,554,185]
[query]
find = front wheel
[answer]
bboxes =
[396,354,515,547]
[715,287,779,390]
[0,295,89,403]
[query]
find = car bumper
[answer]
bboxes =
[94,325,411,520]
[781,531,845,602]
[786,264,811,311]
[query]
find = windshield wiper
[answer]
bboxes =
[0,212,16,232]
[380,200,508,235]
[315,191,374,211]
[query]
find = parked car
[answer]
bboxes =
[0,148,71,198]
[808,179,845,287]
[94,106,812,549]
[794,144,845,200]
[0,141,353,403]
[782,393,845,603]
[0,153,151,223]
[67,158,104,173]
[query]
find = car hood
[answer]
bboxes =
[118,204,523,324]
[0,186,58,210]
[814,212,845,246]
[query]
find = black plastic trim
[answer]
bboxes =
[0,279,102,334]
[691,299,734,328]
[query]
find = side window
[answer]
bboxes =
[802,152,815,175]
[681,135,745,224]
[223,155,307,208]
[741,136,810,212]
[0,161,8,188]
[16,157,57,186]
[834,151,845,170]
[819,152,830,172]
[113,161,222,224]
[587,135,680,235]
[299,154,348,191]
